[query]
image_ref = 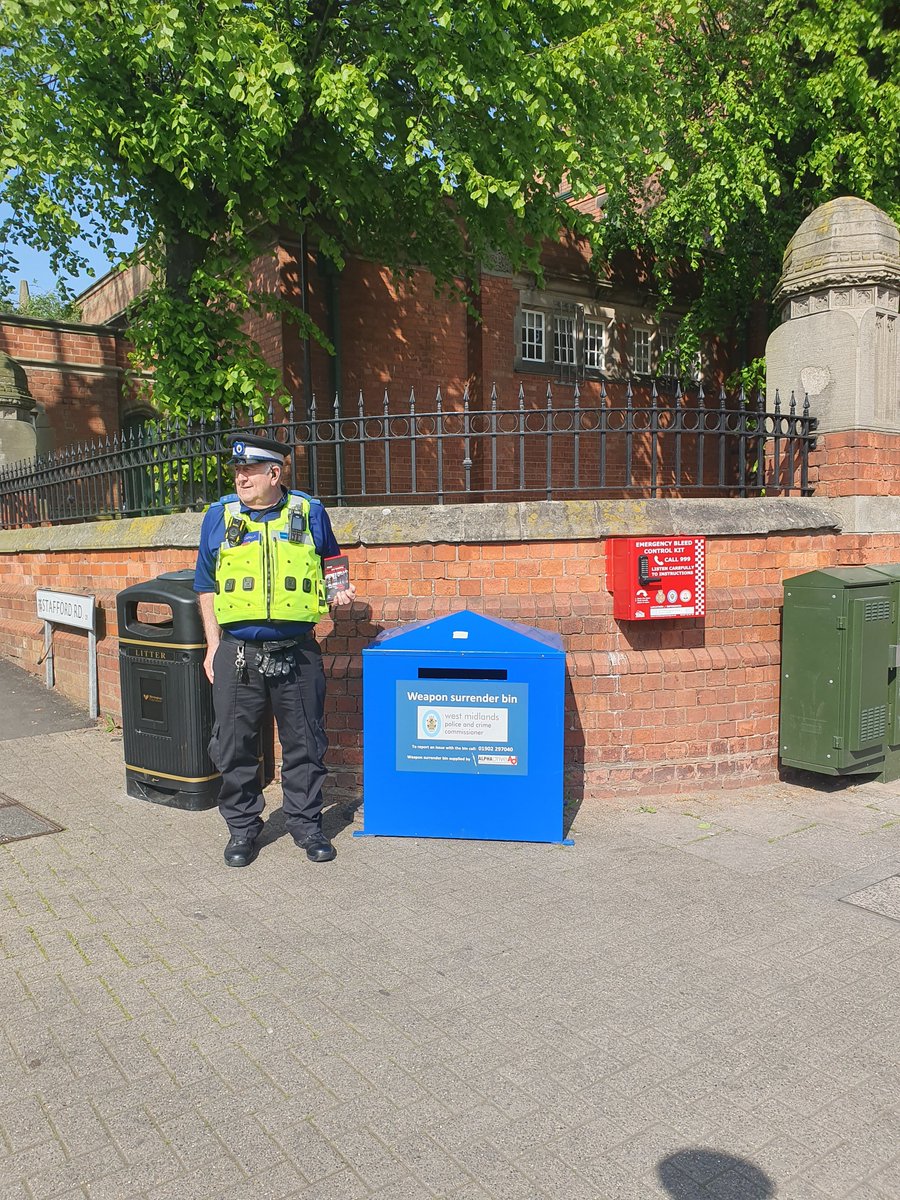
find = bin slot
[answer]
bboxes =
[417,668,507,681]
[127,601,174,638]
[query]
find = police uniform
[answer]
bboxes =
[194,433,344,865]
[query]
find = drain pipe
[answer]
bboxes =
[318,253,343,408]
[299,231,314,419]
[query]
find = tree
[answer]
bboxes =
[598,0,900,356]
[0,280,82,321]
[0,0,689,419]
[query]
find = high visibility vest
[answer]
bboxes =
[212,492,328,625]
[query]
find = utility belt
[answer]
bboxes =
[221,629,313,679]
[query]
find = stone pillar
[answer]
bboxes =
[0,351,38,467]
[766,197,900,498]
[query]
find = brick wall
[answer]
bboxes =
[0,315,121,453]
[3,503,898,801]
[810,431,900,497]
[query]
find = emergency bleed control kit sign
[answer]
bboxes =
[607,536,706,620]
[395,681,528,774]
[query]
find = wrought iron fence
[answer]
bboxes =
[0,379,817,528]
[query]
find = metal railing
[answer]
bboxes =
[0,379,817,528]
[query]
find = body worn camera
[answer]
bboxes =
[225,517,246,548]
[289,510,307,543]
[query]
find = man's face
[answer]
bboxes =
[233,460,283,509]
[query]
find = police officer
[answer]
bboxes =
[194,432,356,867]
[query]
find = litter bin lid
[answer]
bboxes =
[157,569,196,582]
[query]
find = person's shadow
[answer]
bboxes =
[257,795,359,851]
[658,1150,776,1198]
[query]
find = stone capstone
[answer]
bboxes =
[775,196,900,314]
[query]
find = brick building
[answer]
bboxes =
[1,209,736,465]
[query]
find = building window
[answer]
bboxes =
[521,310,545,362]
[517,299,611,375]
[584,319,605,372]
[553,315,576,366]
[658,327,677,377]
[632,328,651,375]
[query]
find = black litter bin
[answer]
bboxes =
[118,570,275,809]
[117,569,220,809]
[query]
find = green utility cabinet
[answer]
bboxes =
[780,567,895,776]
[866,564,900,783]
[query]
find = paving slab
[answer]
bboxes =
[0,659,94,741]
[1,716,899,1199]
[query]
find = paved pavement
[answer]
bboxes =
[1,672,900,1198]
[0,658,94,741]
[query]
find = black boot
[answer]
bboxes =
[294,831,336,862]
[224,835,257,867]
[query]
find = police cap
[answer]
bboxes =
[229,432,289,465]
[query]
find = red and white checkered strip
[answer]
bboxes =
[694,539,706,614]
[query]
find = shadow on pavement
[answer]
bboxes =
[658,1149,776,1198]
[256,795,359,849]
[0,658,94,741]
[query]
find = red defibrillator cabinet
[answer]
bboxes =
[607,536,706,620]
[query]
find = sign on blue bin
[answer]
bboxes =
[360,609,569,844]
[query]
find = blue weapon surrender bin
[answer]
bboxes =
[360,609,568,844]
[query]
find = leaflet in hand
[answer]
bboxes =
[324,555,350,602]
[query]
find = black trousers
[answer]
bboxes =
[209,635,328,840]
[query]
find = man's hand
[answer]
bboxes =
[331,584,357,607]
[197,592,221,682]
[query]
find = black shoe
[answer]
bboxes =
[224,835,257,867]
[294,831,336,863]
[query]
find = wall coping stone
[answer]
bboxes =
[0,497,852,555]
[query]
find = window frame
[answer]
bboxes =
[520,308,546,364]
[631,326,652,376]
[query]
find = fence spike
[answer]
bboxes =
[573,382,580,405]
[357,390,365,418]
[435,386,442,412]
[774,389,782,414]
[309,392,317,420]
[789,391,797,417]
[802,393,811,419]
[409,387,416,414]
[650,378,659,401]
[518,383,525,405]
[599,379,607,403]
[463,387,470,413]
[332,391,340,418]
[382,388,390,416]
[674,380,683,404]
[697,381,705,405]
[490,382,498,409]
[718,385,727,409]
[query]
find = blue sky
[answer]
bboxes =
[1,210,136,299]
